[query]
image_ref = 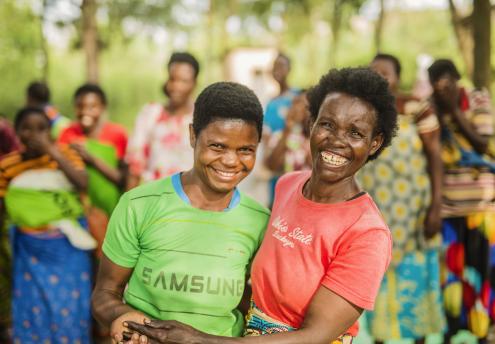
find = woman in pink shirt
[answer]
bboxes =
[125,67,398,344]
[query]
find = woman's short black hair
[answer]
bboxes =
[192,82,263,141]
[307,67,398,161]
[14,107,51,131]
[73,83,107,105]
[168,52,200,79]
[373,53,401,77]
[27,81,51,104]
[428,59,461,83]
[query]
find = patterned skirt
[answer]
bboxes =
[12,227,93,343]
[441,213,495,338]
[367,249,445,340]
[244,299,353,344]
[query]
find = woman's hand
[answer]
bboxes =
[424,204,442,239]
[126,320,206,344]
[70,143,94,165]
[111,311,149,343]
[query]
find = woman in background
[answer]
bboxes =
[363,53,445,344]
[59,83,128,256]
[429,59,495,343]
[0,107,93,343]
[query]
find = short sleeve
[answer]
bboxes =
[322,228,392,310]
[404,100,440,134]
[102,192,141,268]
[468,89,493,136]
[126,104,162,177]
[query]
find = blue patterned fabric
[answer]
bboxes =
[11,225,93,343]
[366,250,445,340]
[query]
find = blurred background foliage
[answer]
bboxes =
[0,0,493,129]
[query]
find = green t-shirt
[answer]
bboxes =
[102,176,270,336]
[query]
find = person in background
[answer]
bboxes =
[428,59,495,343]
[0,107,93,343]
[126,67,397,344]
[126,52,199,189]
[91,82,269,343]
[0,115,19,342]
[26,81,70,139]
[263,52,300,207]
[362,53,445,344]
[265,90,311,174]
[58,83,128,257]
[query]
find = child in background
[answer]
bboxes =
[0,107,93,343]
[58,84,128,255]
[25,81,71,139]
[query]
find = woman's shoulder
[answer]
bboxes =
[351,194,390,234]
[102,121,128,137]
[0,150,23,170]
[238,192,271,219]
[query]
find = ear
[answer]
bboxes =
[369,132,384,156]
[162,81,169,97]
[189,124,196,148]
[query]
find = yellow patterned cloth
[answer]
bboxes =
[244,299,353,344]
[360,96,445,339]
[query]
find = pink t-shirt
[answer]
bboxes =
[250,171,392,337]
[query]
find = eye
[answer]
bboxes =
[320,121,334,129]
[239,147,255,154]
[209,143,224,150]
[350,129,364,139]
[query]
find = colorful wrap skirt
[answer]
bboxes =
[441,213,495,338]
[244,300,353,344]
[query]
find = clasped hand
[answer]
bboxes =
[120,320,204,344]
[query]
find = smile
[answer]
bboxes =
[210,167,240,179]
[321,151,349,167]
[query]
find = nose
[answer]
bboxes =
[221,150,239,168]
[326,128,347,148]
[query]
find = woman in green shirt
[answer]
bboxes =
[91,82,270,342]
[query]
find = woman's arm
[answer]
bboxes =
[127,286,362,344]
[419,127,443,238]
[71,143,127,188]
[92,254,148,342]
[45,143,88,191]
[449,108,489,154]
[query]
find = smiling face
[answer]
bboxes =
[75,92,105,133]
[190,119,259,194]
[310,92,383,186]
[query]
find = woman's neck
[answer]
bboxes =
[83,119,104,139]
[166,100,193,116]
[302,174,360,204]
[180,170,234,211]
[278,82,289,96]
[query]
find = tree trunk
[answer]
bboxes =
[330,0,343,66]
[447,0,473,78]
[81,0,99,83]
[374,0,385,53]
[472,0,491,91]
[39,0,49,81]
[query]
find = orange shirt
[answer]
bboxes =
[250,171,392,336]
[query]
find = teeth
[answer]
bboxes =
[321,151,348,166]
[215,170,236,177]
